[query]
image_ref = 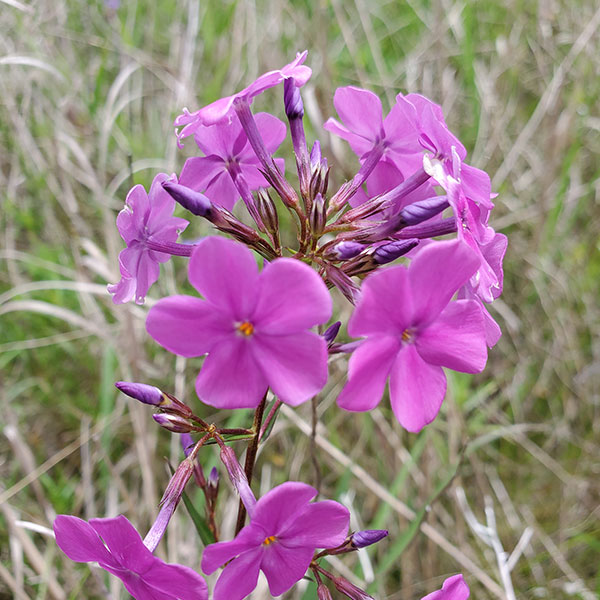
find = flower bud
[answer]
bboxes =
[399,196,449,226]
[208,467,219,489]
[162,180,212,217]
[310,193,327,235]
[373,239,419,264]
[115,381,163,406]
[351,529,388,548]
[310,140,322,171]
[284,78,304,119]
[152,413,194,434]
[317,583,333,600]
[327,241,365,261]
[323,321,341,345]
[333,577,374,599]
[325,264,360,304]
[256,189,279,235]
[219,446,257,515]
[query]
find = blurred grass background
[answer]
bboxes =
[1,0,599,598]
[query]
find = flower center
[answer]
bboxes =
[401,329,414,343]
[237,321,254,337]
[263,535,277,546]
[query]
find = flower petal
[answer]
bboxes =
[421,574,470,600]
[240,112,286,157]
[417,300,487,373]
[253,258,332,334]
[252,331,328,406]
[337,336,399,412]
[261,544,314,597]
[204,169,240,211]
[251,482,317,533]
[409,240,480,327]
[142,562,208,600]
[333,86,383,144]
[389,345,446,432]
[53,515,117,567]
[188,237,259,320]
[278,500,350,548]
[89,516,154,574]
[201,525,266,574]
[147,296,232,357]
[211,547,263,600]
[195,336,268,409]
[179,155,226,192]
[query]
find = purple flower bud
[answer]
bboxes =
[115,381,163,406]
[310,193,327,235]
[351,529,388,548]
[399,196,449,226]
[180,432,194,456]
[256,189,279,234]
[162,180,212,217]
[219,446,257,515]
[329,241,365,261]
[208,467,219,489]
[284,78,304,119]
[323,321,341,345]
[152,413,194,434]
[373,239,419,264]
[325,264,360,304]
[310,140,322,170]
[395,217,457,240]
[317,583,334,600]
[333,577,374,599]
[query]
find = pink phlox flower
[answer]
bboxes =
[201,482,350,600]
[54,515,207,600]
[175,51,311,142]
[337,240,487,432]
[421,574,470,599]
[178,113,286,211]
[107,173,189,305]
[146,236,332,409]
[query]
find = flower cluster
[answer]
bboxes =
[55,51,506,599]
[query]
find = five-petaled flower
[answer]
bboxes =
[108,173,189,305]
[201,482,350,600]
[337,240,487,432]
[146,236,332,409]
[53,515,207,600]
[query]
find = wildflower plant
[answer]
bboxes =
[55,51,507,598]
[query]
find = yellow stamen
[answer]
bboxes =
[263,535,277,546]
[401,329,413,343]
[238,321,254,337]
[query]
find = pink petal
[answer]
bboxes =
[179,155,226,192]
[322,117,374,158]
[195,336,268,409]
[333,86,383,143]
[188,237,259,320]
[146,295,232,357]
[142,562,208,600]
[278,500,350,548]
[482,303,502,348]
[421,574,470,600]
[251,482,316,534]
[108,274,136,305]
[212,547,263,600]
[53,516,117,567]
[201,525,266,574]
[389,345,446,432]
[460,163,493,209]
[252,331,328,406]
[145,173,176,231]
[409,240,480,327]
[193,119,242,157]
[383,96,420,155]
[89,516,153,574]
[260,544,314,597]
[253,258,332,334]
[417,300,487,373]
[348,265,412,337]
[105,570,165,600]
[337,336,399,412]
[125,184,150,232]
[204,170,239,211]
[133,252,160,305]
[240,112,286,157]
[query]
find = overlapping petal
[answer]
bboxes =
[211,547,262,600]
[260,544,315,597]
[421,574,470,600]
[53,516,117,567]
[202,526,267,574]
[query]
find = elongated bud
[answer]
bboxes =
[325,264,360,304]
[323,321,341,345]
[208,467,219,489]
[351,529,389,548]
[162,181,212,217]
[317,583,333,600]
[399,196,449,226]
[310,140,322,171]
[153,413,194,434]
[219,446,257,515]
[327,241,365,261]
[284,78,304,119]
[180,432,194,456]
[395,217,457,240]
[310,193,327,235]
[373,239,419,264]
[256,188,279,234]
[333,578,374,600]
[115,381,163,406]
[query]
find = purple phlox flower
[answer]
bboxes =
[146,236,332,409]
[54,515,207,600]
[107,173,189,305]
[337,240,487,432]
[179,113,286,211]
[201,481,350,600]
[421,574,470,600]
[175,51,311,141]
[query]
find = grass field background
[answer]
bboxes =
[1,0,599,598]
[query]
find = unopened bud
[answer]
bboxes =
[115,381,163,406]
[333,577,374,600]
[208,467,219,489]
[256,189,279,234]
[374,239,419,264]
[328,241,365,261]
[351,529,389,548]
[161,458,194,508]
[310,193,327,235]
[284,78,304,119]
[162,180,212,217]
[310,140,322,171]
[325,265,360,304]
[219,446,257,515]
[153,413,194,434]
[317,583,333,600]
[323,321,341,345]
[399,196,449,226]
